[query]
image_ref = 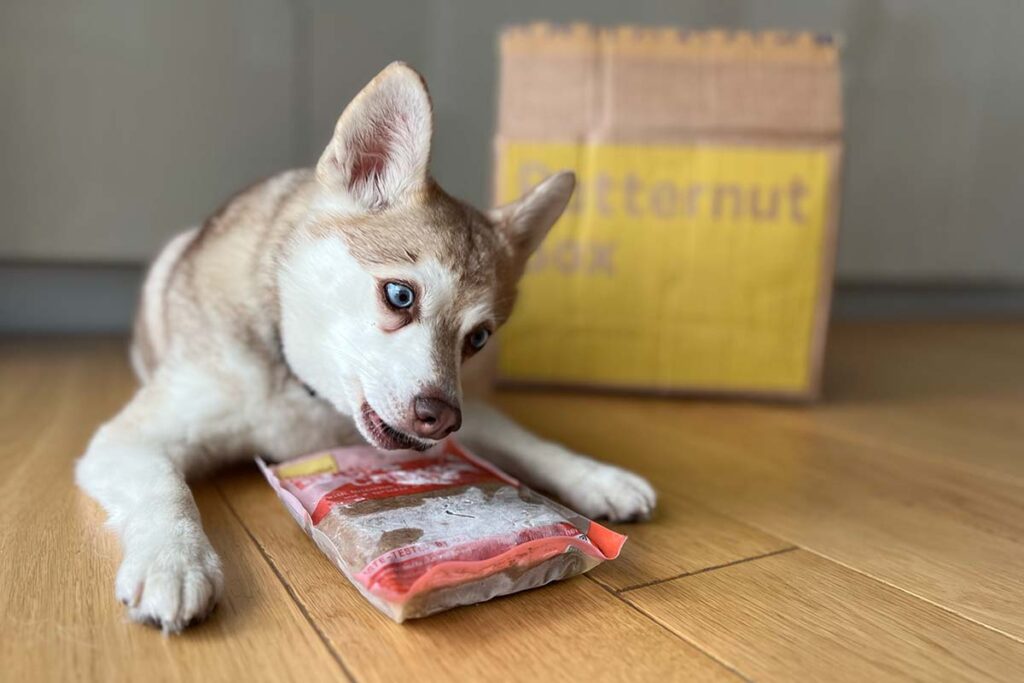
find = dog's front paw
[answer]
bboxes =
[564,463,657,522]
[116,533,224,634]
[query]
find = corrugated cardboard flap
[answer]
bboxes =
[498,23,843,142]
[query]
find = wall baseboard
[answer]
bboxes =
[832,282,1024,320]
[0,264,143,333]
[1,264,1022,334]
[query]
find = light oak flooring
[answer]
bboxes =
[1,322,1023,682]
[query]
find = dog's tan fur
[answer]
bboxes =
[77,62,655,633]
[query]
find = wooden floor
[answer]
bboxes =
[2,322,1023,682]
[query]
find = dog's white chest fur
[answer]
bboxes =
[147,345,365,470]
[236,369,362,463]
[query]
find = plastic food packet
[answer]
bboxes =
[257,440,626,622]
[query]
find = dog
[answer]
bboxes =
[76,62,656,633]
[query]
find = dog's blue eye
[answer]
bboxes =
[468,328,490,350]
[384,282,415,309]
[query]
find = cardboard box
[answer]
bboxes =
[493,24,843,400]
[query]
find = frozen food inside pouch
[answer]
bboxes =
[257,440,626,622]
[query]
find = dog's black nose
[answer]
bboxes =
[413,396,462,439]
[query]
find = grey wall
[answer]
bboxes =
[2,1,1023,332]
[0,0,300,262]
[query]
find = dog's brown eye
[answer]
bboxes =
[467,328,490,351]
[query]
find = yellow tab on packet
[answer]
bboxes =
[275,453,338,479]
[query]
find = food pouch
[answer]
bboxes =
[258,440,626,622]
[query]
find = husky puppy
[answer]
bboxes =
[76,63,655,632]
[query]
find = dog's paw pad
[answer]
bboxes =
[116,538,223,633]
[566,464,657,522]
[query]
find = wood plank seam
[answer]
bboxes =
[612,546,800,594]
[795,546,1024,647]
[765,409,1024,489]
[620,549,1024,682]
[218,464,754,681]
[215,481,359,682]
[562,397,1024,639]
[648,476,1024,644]
[587,575,756,683]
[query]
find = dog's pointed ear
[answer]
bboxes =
[489,171,576,259]
[316,62,432,210]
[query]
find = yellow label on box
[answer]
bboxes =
[496,141,831,394]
